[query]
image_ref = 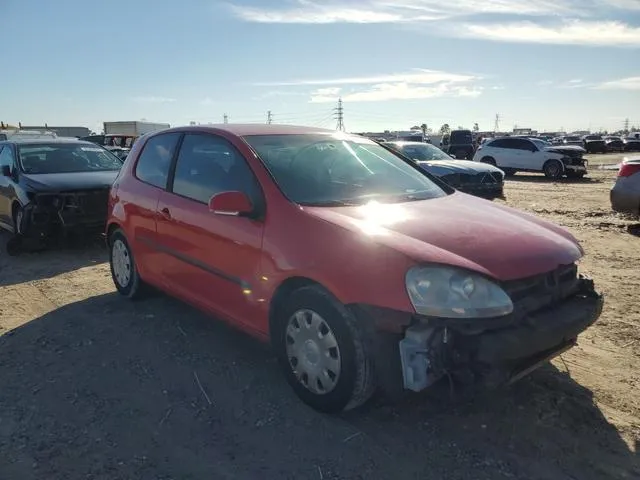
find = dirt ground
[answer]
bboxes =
[0,155,638,480]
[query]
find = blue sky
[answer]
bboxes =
[2,0,639,134]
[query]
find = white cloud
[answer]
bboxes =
[454,20,640,47]
[302,69,483,103]
[227,1,640,47]
[227,0,583,24]
[594,76,640,90]
[255,69,477,87]
[132,96,176,103]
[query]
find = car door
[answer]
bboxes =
[0,145,17,228]
[155,132,265,331]
[489,139,518,168]
[512,139,538,170]
[126,132,183,283]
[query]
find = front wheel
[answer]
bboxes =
[480,156,496,166]
[273,285,375,413]
[109,229,147,299]
[543,159,563,180]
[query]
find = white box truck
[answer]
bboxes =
[103,121,170,136]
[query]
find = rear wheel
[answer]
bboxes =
[480,156,496,166]
[543,159,563,180]
[273,285,375,413]
[109,229,147,299]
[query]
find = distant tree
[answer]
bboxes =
[457,125,464,130]
[420,123,428,135]
[439,123,451,135]
[410,125,421,130]
[473,122,479,132]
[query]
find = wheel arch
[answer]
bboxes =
[106,222,122,245]
[268,276,331,340]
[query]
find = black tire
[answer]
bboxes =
[543,159,563,179]
[108,228,147,300]
[502,168,516,177]
[480,156,496,166]
[272,285,375,413]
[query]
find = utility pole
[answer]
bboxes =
[334,98,345,131]
[267,110,273,124]
[493,114,500,133]
[223,113,228,124]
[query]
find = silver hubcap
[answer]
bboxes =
[112,239,132,288]
[285,309,341,395]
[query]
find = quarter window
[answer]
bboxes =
[0,145,15,168]
[171,133,259,204]
[134,133,181,189]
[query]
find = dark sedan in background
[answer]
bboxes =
[623,137,640,152]
[582,135,607,154]
[384,141,505,199]
[605,136,625,153]
[0,139,123,252]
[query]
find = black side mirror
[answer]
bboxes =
[1,165,11,177]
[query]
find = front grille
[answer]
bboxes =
[501,264,579,321]
[59,188,110,226]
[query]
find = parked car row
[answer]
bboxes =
[551,134,640,153]
[0,125,621,413]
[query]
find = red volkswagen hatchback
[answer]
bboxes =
[106,125,603,413]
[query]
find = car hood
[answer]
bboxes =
[418,160,503,176]
[21,171,119,192]
[304,193,582,281]
[545,145,586,154]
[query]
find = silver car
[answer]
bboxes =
[611,156,640,216]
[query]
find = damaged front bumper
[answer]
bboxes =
[357,274,603,394]
[19,189,110,240]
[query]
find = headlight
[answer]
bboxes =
[405,266,513,319]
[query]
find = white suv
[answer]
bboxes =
[472,137,587,179]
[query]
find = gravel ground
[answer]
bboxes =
[0,155,638,480]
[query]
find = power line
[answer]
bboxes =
[334,98,345,131]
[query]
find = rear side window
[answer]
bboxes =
[513,139,534,151]
[171,133,260,204]
[134,133,181,189]
[488,139,513,149]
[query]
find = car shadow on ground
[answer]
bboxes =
[0,293,637,480]
[506,175,604,184]
[0,233,107,287]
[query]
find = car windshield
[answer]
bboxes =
[244,133,447,206]
[395,143,451,161]
[18,143,123,174]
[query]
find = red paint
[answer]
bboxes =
[208,191,253,215]
[107,125,584,340]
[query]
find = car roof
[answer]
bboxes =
[1,138,98,146]
[157,124,337,137]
